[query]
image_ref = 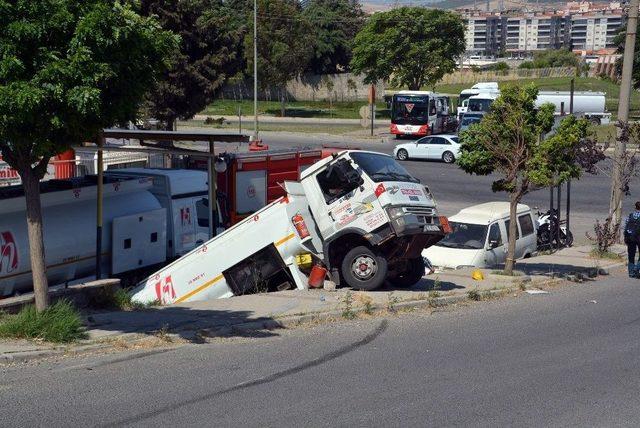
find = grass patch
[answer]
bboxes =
[0,300,86,343]
[491,270,523,276]
[467,289,481,301]
[201,99,389,120]
[590,249,624,260]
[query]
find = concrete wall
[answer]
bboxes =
[219,73,385,102]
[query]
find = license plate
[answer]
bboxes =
[424,225,440,232]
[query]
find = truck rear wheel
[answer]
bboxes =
[341,246,388,291]
[388,257,425,288]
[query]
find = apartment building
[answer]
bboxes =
[570,11,623,50]
[464,14,505,56]
[462,6,624,56]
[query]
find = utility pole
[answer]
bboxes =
[253,0,259,142]
[610,0,639,226]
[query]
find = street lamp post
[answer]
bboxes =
[253,0,259,141]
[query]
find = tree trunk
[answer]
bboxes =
[504,193,519,275]
[280,88,286,118]
[20,168,49,311]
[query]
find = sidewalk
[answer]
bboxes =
[0,245,627,363]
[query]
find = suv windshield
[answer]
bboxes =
[436,222,487,249]
[350,152,419,183]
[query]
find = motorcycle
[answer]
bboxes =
[536,208,573,250]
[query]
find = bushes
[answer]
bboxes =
[0,300,86,343]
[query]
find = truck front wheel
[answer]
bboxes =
[388,257,425,288]
[341,246,388,291]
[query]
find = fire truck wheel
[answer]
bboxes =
[341,246,388,291]
[388,257,424,288]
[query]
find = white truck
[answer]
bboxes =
[0,169,217,296]
[132,150,448,305]
[460,88,611,125]
[457,82,499,119]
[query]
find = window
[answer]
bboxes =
[430,137,450,145]
[518,214,535,236]
[504,219,520,240]
[487,223,503,247]
[350,152,419,184]
[316,163,361,204]
[195,198,209,227]
[436,222,488,250]
[417,137,432,145]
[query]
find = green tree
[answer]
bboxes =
[244,0,314,117]
[519,49,579,69]
[457,84,594,274]
[302,0,365,74]
[614,21,640,88]
[488,61,510,74]
[140,0,244,130]
[0,0,177,311]
[350,7,465,90]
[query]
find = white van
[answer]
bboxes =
[423,202,537,269]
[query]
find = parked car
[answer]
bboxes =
[457,112,484,133]
[422,202,538,269]
[393,134,460,163]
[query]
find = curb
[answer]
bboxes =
[0,276,582,364]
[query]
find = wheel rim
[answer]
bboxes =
[351,255,378,281]
[443,152,454,163]
[398,150,407,160]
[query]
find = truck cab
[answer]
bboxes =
[301,151,445,290]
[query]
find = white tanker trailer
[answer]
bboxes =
[535,91,611,124]
[0,169,214,297]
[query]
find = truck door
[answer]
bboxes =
[307,159,369,239]
[485,222,507,267]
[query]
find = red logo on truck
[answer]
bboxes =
[155,275,176,304]
[0,231,19,275]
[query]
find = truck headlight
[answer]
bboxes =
[386,207,404,220]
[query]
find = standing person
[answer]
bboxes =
[623,201,640,277]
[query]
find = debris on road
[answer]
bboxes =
[525,289,550,295]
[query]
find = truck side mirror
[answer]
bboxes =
[488,240,500,249]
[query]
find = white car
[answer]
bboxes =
[393,135,460,163]
[423,202,538,270]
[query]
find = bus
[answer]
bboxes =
[390,91,453,138]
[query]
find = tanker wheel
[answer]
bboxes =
[388,257,425,288]
[341,246,388,291]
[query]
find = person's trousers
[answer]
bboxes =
[628,242,640,277]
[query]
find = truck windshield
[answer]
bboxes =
[350,152,420,184]
[436,222,487,250]
[468,98,493,113]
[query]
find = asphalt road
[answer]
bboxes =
[248,131,638,243]
[3,272,640,427]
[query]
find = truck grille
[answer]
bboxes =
[403,207,436,216]
[403,206,436,225]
